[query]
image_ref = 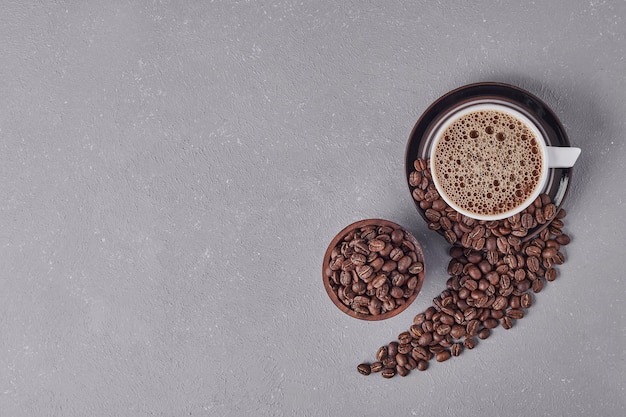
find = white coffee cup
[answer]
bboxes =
[429,102,580,221]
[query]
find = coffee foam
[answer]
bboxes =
[432,109,543,217]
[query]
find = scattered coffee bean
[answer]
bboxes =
[370,361,383,372]
[357,158,570,378]
[357,363,371,375]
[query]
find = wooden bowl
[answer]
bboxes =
[322,219,426,321]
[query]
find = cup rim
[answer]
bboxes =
[428,102,549,221]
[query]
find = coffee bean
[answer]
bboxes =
[444,229,457,244]
[398,331,412,345]
[500,316,513,329]
[556,234,571,245]
[381,368,396,378]
[382,356,397,369]
[409,171,422,187]
[425,208,442,222]
[358,363,372,375]
[466,319,480,336]
[436,324,452,336]
[411,346,429,361]
[542,247,557,259]
[464,337,476,349]
[436,350,451,362]
[492,295,508,310]
[478,328,491,340]
[520,293,533,308]
[417,360,429,371]
[450,343,463,357]
[545,268,557,281]
[406,356,418,370]
[398,343,412,355]
[417,332,433,346]
[506,309,525,319]
[543,203,557,220]
[497,237,510,253]
[396,364,409,377]
[483,317,499,329]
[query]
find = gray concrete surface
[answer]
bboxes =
[1,1,625,416]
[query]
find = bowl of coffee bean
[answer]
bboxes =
[322,219,426,320]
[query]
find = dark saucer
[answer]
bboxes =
[404,82,574,241]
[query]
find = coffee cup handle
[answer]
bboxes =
[546,146,581,168]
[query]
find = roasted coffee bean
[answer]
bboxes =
[553,251,565,265]
[535,206,546,223]
[396,364,409,377]
[478,328,491,340]
[444,229,457,244]
[387,341,399,357]
[497,237,510,253]
[464,307,479,321]
[527,256,541,273]
[398,331,412,345]
[450,343,463,357]
[469,225,486,240]
[525,245,542,257]
[411,346,430,361]
[483,317,499,329]
[520,293,533,308]
[501,316,513,329]
[409,171,423,187]
[381,368,396,378]
[398,343,412,355]
[545,267,557,281]
[358,363,372,375]
[395,353,408,367]
[440,314,455,326]
[521,213,535,229]
[464,337,476,349]
[506,309,525,319]
[543,203,557,220]
[466,319,480,336]
[413,312,426,325]
[417,332,433,346]
[370,361,383,373]
[412,188,425,201]
[376,346,388,361]
[417,360,429,371]
[435,350,451,362]
[556,234,571,245]
[425,208,442,222]
[406,356,418,370]
[409,324,423,338]
[450,324,466,339]
[542,247,558,259]
[436,324,452,336]
[382,356,397,369]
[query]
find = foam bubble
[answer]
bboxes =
[433,109,544,217]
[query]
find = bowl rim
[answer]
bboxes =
[322,218,426,321]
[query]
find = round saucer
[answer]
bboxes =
[404,82,574,241]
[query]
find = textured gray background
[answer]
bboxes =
[1,1,625,416]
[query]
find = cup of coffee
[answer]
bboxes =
[428,101,580,221]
